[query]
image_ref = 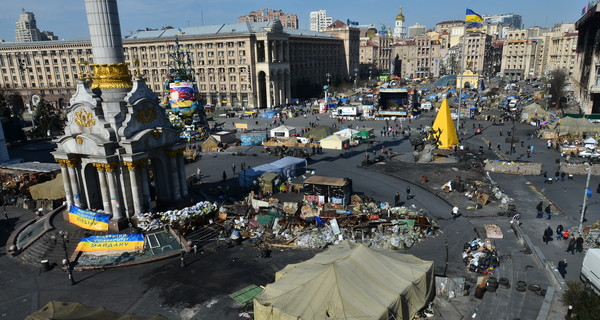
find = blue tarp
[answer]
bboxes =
[238,156,307,187]
[261,110,279,119]
[240,134,267,146]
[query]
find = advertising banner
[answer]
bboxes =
[75,234,145,252]
[68,205,110,231]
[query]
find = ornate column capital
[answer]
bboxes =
[58,158,80,167]
[123,159,148,171]
[92,162,118,172]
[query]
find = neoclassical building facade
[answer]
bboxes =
[0,20,357,108]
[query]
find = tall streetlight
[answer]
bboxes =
[17,59,34,130]
[59,231,75,285]
[354,68,358,89]
[324,73,331,102]
[579,165,593,233]
[368,66,373,82]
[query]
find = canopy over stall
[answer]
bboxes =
[239,156,306,187]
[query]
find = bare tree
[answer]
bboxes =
[547,69,567,110]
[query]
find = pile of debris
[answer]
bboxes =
[462,238,500,274]
[132,201,218,232]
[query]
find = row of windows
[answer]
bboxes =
[125,41,246,52]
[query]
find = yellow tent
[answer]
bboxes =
[431,98,458,148]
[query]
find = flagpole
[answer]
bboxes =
[456,21,468,131]
[579,165,592,233]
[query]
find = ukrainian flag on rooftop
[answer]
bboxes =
[466,9,484,31]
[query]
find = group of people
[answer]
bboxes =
[536,201,553,220]
[543,226,584,253]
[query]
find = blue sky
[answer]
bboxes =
[0,0,586,41]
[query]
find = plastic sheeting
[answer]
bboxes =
[238,157,306,187]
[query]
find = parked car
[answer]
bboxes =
[578,149,600,158]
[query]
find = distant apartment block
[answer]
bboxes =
[310,10,333,32]
[238,9,298,29]
[15,11,57,42]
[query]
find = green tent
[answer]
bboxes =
[353,130,373,139]
[304,126,337,140]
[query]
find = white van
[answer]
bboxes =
[421,102,433,111]
[581,248,600,295]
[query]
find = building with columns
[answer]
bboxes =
[0,21,349,109]
[52,0,187,229]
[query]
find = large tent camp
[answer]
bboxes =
[25,301,168,320]
[431,98,459,148]
[254,241,435,320]
[29,173,66,200]
[320,134,349,150]
[270,125,296,138]
[554,117,600,136]
[520,103,550,122]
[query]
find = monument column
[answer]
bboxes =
[176,155,188,198]
[57,160,73,206]
[104,162,122,219]
[66,158,82,207]
[167,150,182,201]
[123,160,143,215]
[92,163,111,214]
[140,162,151,210]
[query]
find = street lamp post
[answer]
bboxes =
[369,66,372,82]
[579,165,593,233]
[325,73,331,102]
[59,231,75,285]
[354,68,358,89]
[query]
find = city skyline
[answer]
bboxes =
[0,0,586,42]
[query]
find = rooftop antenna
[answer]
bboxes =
[201,10,204,26]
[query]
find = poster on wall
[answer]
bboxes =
[169,81,195,109]
[75,234,145,253]
[68,205,110,231]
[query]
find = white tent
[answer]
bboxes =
[319,134,349,150]
[584,137,598,149]
[270,125,296,138]
[254,242,435,320]
[334,128,359,140]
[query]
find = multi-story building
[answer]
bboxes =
[462,32,492,76]
[359,26,393,78]
[483,14,523,29]
[0,21,355,109]
[500,29,541,80]
[392,40,417,78]
[309,10,333,32]
[407,24,426,39]
[541,24,578,77]
[322,21,360,81]
[238,9,298,29]
[15,11,57,42]
[413,33,443,78]
[392,7,406,40]
[574,3,600,114]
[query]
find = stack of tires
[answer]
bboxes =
[486,277,499,292]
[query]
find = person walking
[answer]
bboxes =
[231,164,236,175]
[406,186,411,200]
[545,205,552,220]
[394,192,400,207]
[543,227,553,244]
[536,201,544,219]
[556,225,564,241]
[488,141,492,150]
[451,206,459,220]
[557,259,568,279]
[566,236,576,254]
[575,235,584,253]
[222,171,227,182]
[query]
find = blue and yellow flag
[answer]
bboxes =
[68,205,110,231]
[75,234,145,252]
[466,9,484,31]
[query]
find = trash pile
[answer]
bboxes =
[213,195,438,251]
[462,238,500,274]
[133,201,218,231]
